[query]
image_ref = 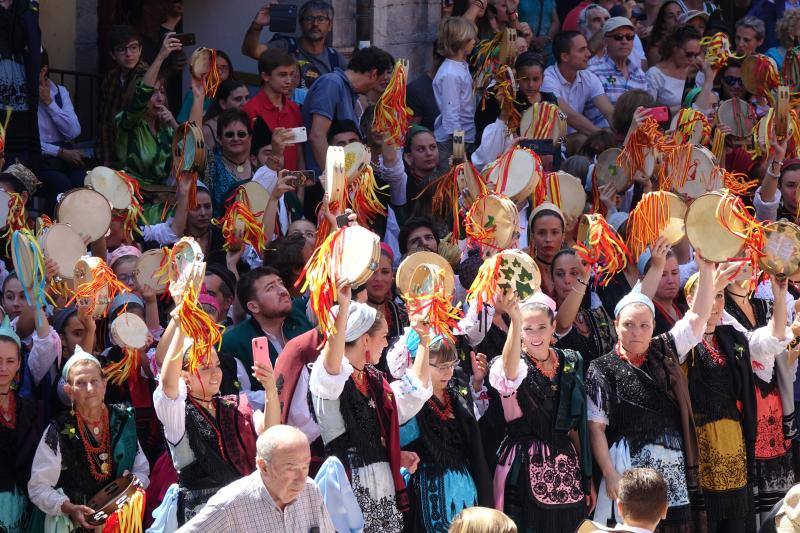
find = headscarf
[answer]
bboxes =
[0,315,20,348]
[614,291,656,318]
[107,245,142,268]
[331,302,378,342]
[108,293,144,319]
[61,345,102,382]
[523,291,557,314]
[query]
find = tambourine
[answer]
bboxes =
[134,248,170,294]
[715,98,756,138]
[396,251,456,297]
[452,131,466,162]
[456,159,485,206]
[172,121,206,174]
[776,86,791,139]
[189,47,214,79]
[760,220,800,277]
[85,166,133,211]
[324,145,346,209]
[111,312,149,350]
[332,225,380,286]
[56,188,112,243]
[493,249,541,300]
[543,171,586,220]
[685,191,747,262]
[405,262,452,315]
[343,141,371,183]
[169,237,205,297]
[237,181,270,215]
[668,145,721,202]
[575,214,629,284]
[669,108,710,145]
[625,191,687,261]
[40,223,86,279]
[593,148,631,193]
[73,256,114,319]
[519,102,565,141]
[466,193,520,250]
[0,188,10,229]
[86,473,143,527]
[741,54,780,97]
[484,146,541,204]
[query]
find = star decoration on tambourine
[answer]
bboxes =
[494,252,539,301]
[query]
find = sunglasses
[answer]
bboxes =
[223,130,249,139]
[723,76,743,86]
[610,34,635,41]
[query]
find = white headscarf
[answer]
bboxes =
[331,302,378,342]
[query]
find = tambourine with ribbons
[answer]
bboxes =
[171,121,206,209]
[742,54,781,99]
[86,473,145,529]
[617,117,663,182]
[467,248,540,312]
[85,166,145,240]
[105,311,150,386]
[484,145,542,204]
[189,47,222,98]
[536,171,586,220]
[134,248,170,295]
[699,32,740,70]
[343,142,387,227]
[520,101,565,142]
[398,258,461,344]
[298,225,381,340]
[464,192,519,252]
[760,220,800,278]
[40,223,86,280]
[669,108,711,146]
[594,148,631,194]
[488,64,521,132]
[472,28,518,99]
[685,190,754,268]
[372,59,413,146]
[314,146,347,249]
[661,145,722,202]
[214,183,267,252]
[56,187,112,244]
[625,191,687,262]
[751,107,800,159]
[0,189,29,250]
[70,256,129,320]
[11,229,50,324]
[575,214,629,286]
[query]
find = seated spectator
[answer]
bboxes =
[586,17,649,128]
[176,50,235,123]
[202,78,249,152]
[766,10,800,71]
[578,3,611,55]
[115,33,203,186]
[645,0,681,66]
[97,25,148,168]
[735,16,766,56]
[205,108,256,213]
[176,425,335,532]
[242,1,347,89]
[433,17,478,168]
[542,31,613,141]
[678,9,708,35]
[37,49,84,215]
[646,25,702,115]
[243,50,304,171]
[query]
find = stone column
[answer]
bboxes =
[371,0,440,78]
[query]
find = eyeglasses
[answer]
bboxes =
[118,273,136,284]
[610,34,635,41]
[430,362,458,371]
[723,75,743,86]
[301,15,330,24]
[113,43,141,55]
[223,130,249,139]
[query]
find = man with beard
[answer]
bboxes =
[221,266,312,389]
[204,264,237,326]
[398,217,440,256]
[242,1,347,90]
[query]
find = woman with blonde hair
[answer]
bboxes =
[766,9,800,70]
[448,506,517,533]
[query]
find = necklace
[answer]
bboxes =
[222,154,248,173]
[352,367,370,397]
[0,393,15,429]
[616,342,647,367]
[427,392,454,420]
[75,408,112,481]
[188,396,227,461]
[702,336,727,367]
[190,394,216,413]
[525,349,558,379]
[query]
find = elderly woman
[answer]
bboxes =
[309,282,432,532]
[150,311,278,527]
[586,257,720,532]
[767,11,800,69]
[0,317,43,531]
[28,348,150,530]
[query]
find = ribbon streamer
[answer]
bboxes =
[68,260,130,318]
[104,347,141,387]
[372,60,413,146]
[178,284,224,373]
[523,102,561,139]
[625,191,671,262]
[297,227,345,341]
[349,164,388,227]
[574,215,629,286]
[11,229,51,326]
[213,200,266,252]
[699,32,741,70]
[716,191,765,292]
[466,253,504,313]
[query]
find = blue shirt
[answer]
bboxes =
[585,55,649,127]
[301,68,360,175]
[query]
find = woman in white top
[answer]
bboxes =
[309,281,432,533]
[646,25,703,114]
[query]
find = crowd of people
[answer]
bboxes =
[4,0,800,531]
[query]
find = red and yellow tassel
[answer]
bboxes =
[523,102,560,139]
[349,164,387,226]
[104,347,141,386]
[466,253,503,313]
[617,117,664,180]
[116,170,145,240]
[203,49,222,98]
[214,200,266,252]
[68,260,130,318]
[297,227,345,341]
[179,284,224,373]
[403,268,462,344]
[625,191,671,262]
[699,32,741,70]
[716,191,765,292]
[671,108,711,146]
[573,215,629,286]
[372,59,413,146]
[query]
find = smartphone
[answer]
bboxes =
[269,4,298,34]
[644,106,669,123]
[252,337,271,368]
[174,33,196,46]
[286,170,314,188]
[285,126,307,144]
[336,214,350,228]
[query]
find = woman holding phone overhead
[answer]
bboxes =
[150,310,279,527]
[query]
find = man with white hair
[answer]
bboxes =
[177,425,335,532]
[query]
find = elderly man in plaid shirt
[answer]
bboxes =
[585,17,650,128]
[178,425,335,532]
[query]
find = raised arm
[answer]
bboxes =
[770,276,789,340]
[496,291,522,381]
[683,255,716,339]
[408,315,432,387]
[187,77,205,126]
[639,237,668,299]
[159,316,187,400]
[252,352,280,432]
[143,33,181,89]
[242,4,272,59]
[555,259,589,334]
[322,280,352,375]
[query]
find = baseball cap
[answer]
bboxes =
[678,10,709,25]
[603,16,634,35]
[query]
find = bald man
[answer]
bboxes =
[177,425,335,532]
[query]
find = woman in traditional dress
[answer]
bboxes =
[489,291,594,532]
[528,203,566,298]
[400,330,494,532]
[724,270,797,523]
[0,316,42,531]
[552,249,617,372]
[150,312,279,526]
[683,271,791,532]
[638,242,687,336]
[586,256,720,532]
[27,348,150,531]
[309,282,432,533]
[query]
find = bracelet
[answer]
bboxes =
[766,167,779,179]
[771,159,783,169]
